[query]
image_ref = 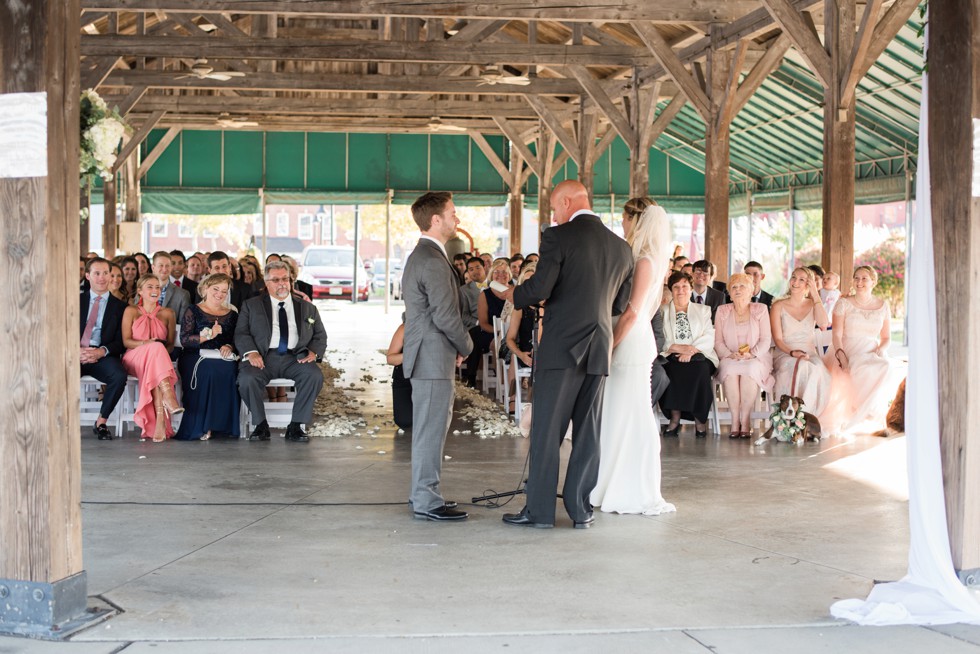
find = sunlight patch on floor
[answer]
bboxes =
[824,435,909,500]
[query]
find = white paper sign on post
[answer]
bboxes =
[0,92,47,179]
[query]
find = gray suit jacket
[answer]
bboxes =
[459,282,481,330]
[234,294,328,359]
[160,282,190,345]
[401,238,473,380]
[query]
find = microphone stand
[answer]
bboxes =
[472,303,542,505]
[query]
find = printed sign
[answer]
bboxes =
[0,92,47,179]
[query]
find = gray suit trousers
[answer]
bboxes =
[525,366,606,525]
[651,361,669,408]
[238,352,324,424]
[409,378,454,512]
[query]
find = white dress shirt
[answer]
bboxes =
[268,295,299,351]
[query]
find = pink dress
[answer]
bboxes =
[713,303,774,393]
[122,305,178,439]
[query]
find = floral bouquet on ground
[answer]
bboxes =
[79,89,129,193]
[769,403,807,443]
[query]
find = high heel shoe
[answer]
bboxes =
[152,408,167,443]
[158,379,184,416]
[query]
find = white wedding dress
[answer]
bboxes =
[590,212,675,516]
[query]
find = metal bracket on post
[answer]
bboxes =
[958,568,980,588]
[0,573,116,640]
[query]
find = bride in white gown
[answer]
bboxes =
[590,198,676,515]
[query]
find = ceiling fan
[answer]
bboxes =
[176,59,246,81]
[426,116,466,132]
[216,113,259,128]
[477,65,531,86]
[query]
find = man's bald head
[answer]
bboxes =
[551,179,591,225]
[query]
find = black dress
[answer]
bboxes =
[175,305,241,440]
[658,310,716,423]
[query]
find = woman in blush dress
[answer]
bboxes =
[175,273,241,441]
[714,273,774,439]
[122,274,183,442]
[590,197,676,516]
[827,265,903,432]
[770,267,831,425]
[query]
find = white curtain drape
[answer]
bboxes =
[830,27,980,626]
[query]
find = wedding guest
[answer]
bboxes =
[714,273,774,438]
[460,256,488,388]
[660,271,718,437]
[240,258,264,294]
[170,249,198,300]
[770,267,831,424]
[509,253,524,279]
[134,252,151,276]
[122,274,182,442]
[827,266,903,432]
[452,253,469,283]
[744,261,774,307]
[208,251,252,310]
[478,259,512,336]
[650,309,669,408]
[175,273,241,441]
[79,256,88,287]
[522,252,540,270]
[504,263,541,410]
[265,253,281,265]
[108,262,127,303]
[821,271,842,315]
[672,255,690,271]
[80,258,128,440]
[480,252,493,271]
[386,317,412,429]
[691,259,726,322]
[186,254,205,283]
[120,256,139,303]
[282,255,313,300]
[152,251,190,361]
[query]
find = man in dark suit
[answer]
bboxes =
[235,260,328,443]
[169,249,199,301]
[401,192,474,522]
[744,260,774,307]
[500,180,633,529]
[80,258,128,440]
[691,259,726,322]
[208,251,254,310]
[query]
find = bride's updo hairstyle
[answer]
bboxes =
[623,197,668,262]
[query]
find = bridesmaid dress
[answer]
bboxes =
[122,305,178,439]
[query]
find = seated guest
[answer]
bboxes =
[80,258,129,440]
[265,253,281,265]
[240,258,265,294]
[508,253,524,279]
[175,273,241,441]
[478,258,513,336]
[504,264,541,410]
[460,256,488,387]
[744,260,774,307]
[208,251,252,310]
[151,250,190,361]
[807,264,833,353]
[826,266,903,432]
[672,255,690,271]
[79,256,88,289]
[186,254,205,283]
[122,275,183,443]
[235,261,328,442]
[650,309,669,409]
[691,259,726,322]
[108,262,127,303]
[770,267,831,424]
[134,252,151,277]
[282,255,313,300]
[480,252,493,272]
[386,316,412,429]
[522,252,540,270]
[714,273,774,439]
[821,270,842,315]
[169,249,198,300]
[120,256,139,303]
[452,253,469,284]
[660,271,718,437]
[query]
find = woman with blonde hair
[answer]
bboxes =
[770,266,831,424]
[714,272,774,438]
[122,274,183,442]
[590,197,676,516]
[478,258,513,334]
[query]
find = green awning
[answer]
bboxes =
[142,189,261,215]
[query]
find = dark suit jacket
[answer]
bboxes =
[80,290,126,357]
[753,290,774,308]
[229,281,254,312]
[174,276,198,302]
[235,294,327,360]
[691,286,726,322]
[513,213,633,376]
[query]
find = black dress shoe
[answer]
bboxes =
[663,424,680,437]
[414,505,468,521]
[285,422,310,442]
[248,420,271,441]
[695,429,707,438]
[444,501,458,509]
[502,510,553,529]
[93,423,112,441]
[573,514,595,529]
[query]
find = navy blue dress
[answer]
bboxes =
[175,305,241,440]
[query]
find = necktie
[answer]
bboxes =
[159,285,167,306]
[277,301,288,354]
[696,296,703,304]
[81,295,102,347]
[174,279,181,288]
[752,295,758,303]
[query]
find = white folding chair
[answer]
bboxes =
[512,354,533,424]
[480,342,498,397]
[240,378,298,436]
[492,316,509,406]
[80,376,124,436]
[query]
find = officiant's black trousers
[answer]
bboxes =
[525,366,605,525]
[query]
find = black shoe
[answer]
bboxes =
[93,423,112,440]
[408,499,458,510]
[414,505,468,521]
[502,509,553,529]
[248,420,270,441]
[573,513,595,529]
[285,422,309,442]
[696,429,707,438]
[663,424,680,437]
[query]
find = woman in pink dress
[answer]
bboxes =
[122,275,183,442]
[714,273,774,439]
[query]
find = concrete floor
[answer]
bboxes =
[3,301,980,653]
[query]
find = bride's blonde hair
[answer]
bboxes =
[626,199,670,263]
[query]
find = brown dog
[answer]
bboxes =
[872,378,906,437]
[754,394,823,445]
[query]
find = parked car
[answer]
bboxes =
[299,245,370,301]
[371,258,403,300]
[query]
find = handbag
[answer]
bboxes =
[190,348,239,390]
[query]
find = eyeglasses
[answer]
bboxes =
[268,277,290,284]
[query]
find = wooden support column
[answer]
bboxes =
[577,101,599,204]
[821,0,857,284]
[930,0,980,577]
[704,37,733,279]
[508,148,523,254]
[0,0,100,636]
[537,125,556,237]
[102,175,117,258]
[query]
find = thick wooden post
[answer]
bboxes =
[537,125,556,239]
[508,148,523,254]
[704,29,733,280]
[821,0,857,284]
[930,0,980,577]
[0,0,98,636]
[102,175,117,258]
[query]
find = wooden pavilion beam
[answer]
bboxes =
[82,1,759,23]
[524,95,581,167]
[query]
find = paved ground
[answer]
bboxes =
[3,301,979,653]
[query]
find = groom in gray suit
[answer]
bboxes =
[401,192,473,522]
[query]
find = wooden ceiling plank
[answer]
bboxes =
[524,95,581,166]
[759,0,832,88]
[493,116,544,177]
